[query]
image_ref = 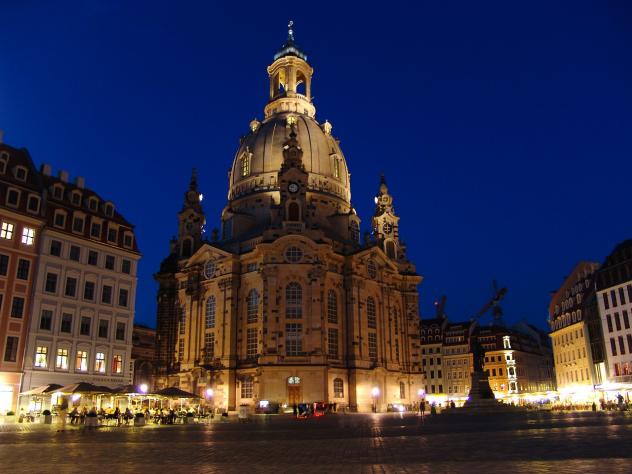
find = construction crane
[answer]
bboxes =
[471,280,508,326]
[434,295,447,319]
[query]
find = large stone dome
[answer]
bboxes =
[228,112,351,204]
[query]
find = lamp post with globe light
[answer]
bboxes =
[418,388,426,416]
[371,387,380,413]
[206,388,214,420]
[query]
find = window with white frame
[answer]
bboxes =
[247,289,259,323]
[241,377,253,398]
[35,346,48,368]
[368,332,378,360]
[56,348,69,370]
[367,297,377,329]
[285,323,303,356]
[95,352,106,373]
[327,290,338,324]
[333,378,344,398]
[204,332,214,361]
[1,222,14,240]
[246,328,258,358]
[21,227,35,245]
[206,297,216,328]
[112,354,123,374]
[286,282,302,319]
[328,328,339,358]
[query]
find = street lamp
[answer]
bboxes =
[371,387,380,413]
[206,388,214,419]
[139,384,148,394]
[417,389,426,415]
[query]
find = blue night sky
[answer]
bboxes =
[1,1,631,329]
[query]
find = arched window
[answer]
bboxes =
[399,381,406,399]
[367,297,376,329]
[240,153,250,177]
[385,241,396,259]
[286,282,302,319]
[182,238,192,258]
[205,296,216,329]
[333,378,344,398]
[350,221,359,244]
[333,158,340,179]
[327,290,338,324]
[247,289,259,324]
[287,202,300,221]
[178,306,186,335]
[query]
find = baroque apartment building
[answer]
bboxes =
[549,261,605,400]
[595,241,632,387]
[20,166,140,400]
[155,29,423,412]
[0,142,45,413]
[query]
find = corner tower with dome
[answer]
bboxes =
[154,25,423,412]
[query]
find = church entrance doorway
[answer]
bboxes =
[287,376,301,405]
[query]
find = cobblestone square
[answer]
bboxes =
[1,411,631,473]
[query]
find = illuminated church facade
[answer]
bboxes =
[154,26,423,412]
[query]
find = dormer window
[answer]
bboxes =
[27,195,40,214]
[88,197,98,212]
[107,225,118,243]
[14,166,28,181]
[52,185,64,200]
[71,191,82,206]
[72,215,85,233]
[104,203,114,217]
[6,188,20,207]
[123,232,133,248]
[54,211,66,228]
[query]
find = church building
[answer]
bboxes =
[154,26,423,412]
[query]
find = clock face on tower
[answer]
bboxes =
[382,222,393,234]
[288,182,299,193]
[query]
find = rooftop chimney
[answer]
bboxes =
[40,164,52,176]
[58,170,69,183]
[75,176,85,189]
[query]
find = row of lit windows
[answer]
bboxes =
[560,368,590,385]
[0,221,36,245]
[552,328,585,346]
[555,346,587,365]
[49,239,133,274]
[33,345,124,374]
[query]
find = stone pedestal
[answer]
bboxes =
[463,371,498,409]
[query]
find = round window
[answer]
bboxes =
[285,246,303,263]
[367,260,377,279]
[204,260,216,279]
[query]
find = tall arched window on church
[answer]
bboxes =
[327,290,338,324]
[350,221,359,244]
[385,240,396,259]
[286,282,302,319]
[240,153,250,177]
[206,296,216,329]
[182,238,192,258]
[247,289,259,324]
[399,381,406,399]
[178,306,186,335]
[287,202,300,221]
[367,297,376,329]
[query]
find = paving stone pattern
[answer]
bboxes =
[1,412,631,473]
